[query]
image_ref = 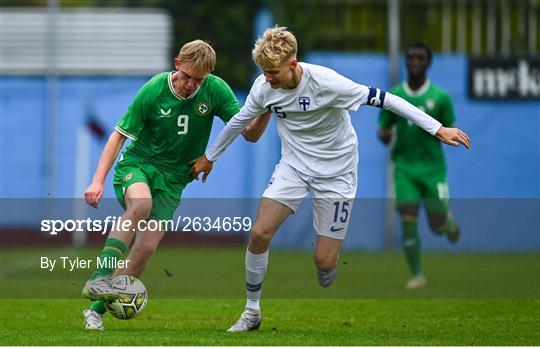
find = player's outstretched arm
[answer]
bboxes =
[191,89,267,183]
[189,112,253,184]
[242,110,272,142]
[190,110,268,183]
[190,155,213,183]
[370,89,471,149]
[84,130,127,208]
[435,126,471,149]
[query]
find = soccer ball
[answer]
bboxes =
[105,275,148,319]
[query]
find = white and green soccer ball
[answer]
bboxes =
[105,275,148,319]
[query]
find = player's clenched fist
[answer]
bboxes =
[84,182,104,209]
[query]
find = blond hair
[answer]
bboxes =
[252,26,298,69]
[177,39,216,74]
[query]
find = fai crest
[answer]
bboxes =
[298,97,310,111]
[196,102,210,116]
[426,99,435,110]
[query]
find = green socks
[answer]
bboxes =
[89,238,127,280]
[401,215,421,276]
[90,300,107,315]
[87,238,127,315]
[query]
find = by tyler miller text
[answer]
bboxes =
[40,256,130,272]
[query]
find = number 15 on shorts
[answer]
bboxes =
[331,200,350,232]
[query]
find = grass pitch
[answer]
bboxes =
[1,247,539,345]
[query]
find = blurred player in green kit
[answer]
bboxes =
[378,43,462,289]
[81,40,270,330]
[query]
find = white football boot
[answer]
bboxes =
[82,277,119,301]
[227,308,261,332]
[83,309,104,330]
[405,275,427,289]
[317,268,337,287]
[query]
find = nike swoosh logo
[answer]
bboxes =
[330,226,345,232]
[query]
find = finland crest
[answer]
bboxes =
[196,101,211,116]
[299,96,310,111]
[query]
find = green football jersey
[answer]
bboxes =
[116,72,240,179]
[379,80,455,173]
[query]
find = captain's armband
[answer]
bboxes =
[367,87,386,108]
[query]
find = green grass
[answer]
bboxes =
[1,299,538,345]
[1,247,539,345]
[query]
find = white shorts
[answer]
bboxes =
[263,161,357,240]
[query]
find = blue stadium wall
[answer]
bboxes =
[2,54,539,251]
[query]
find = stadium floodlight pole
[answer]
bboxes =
[501,0,511,56]
[45,0,59,198]
[518,0,527,54]
[487,2,496,56]
[472,1,481,56]
[529,0,537,54]
[388,0,400,87]
[385,0,400,251]
[457,1,467,53]
[441,0,451,54]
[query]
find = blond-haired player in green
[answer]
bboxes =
[379,43,461,290]
[81,40,270,330]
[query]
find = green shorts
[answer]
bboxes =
[113,153,190,221]
[394,165,450,214]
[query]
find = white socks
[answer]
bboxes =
[245,248,268,311]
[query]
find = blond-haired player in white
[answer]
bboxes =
[191,26,470,332]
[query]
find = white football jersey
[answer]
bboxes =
[205,62,442,177]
